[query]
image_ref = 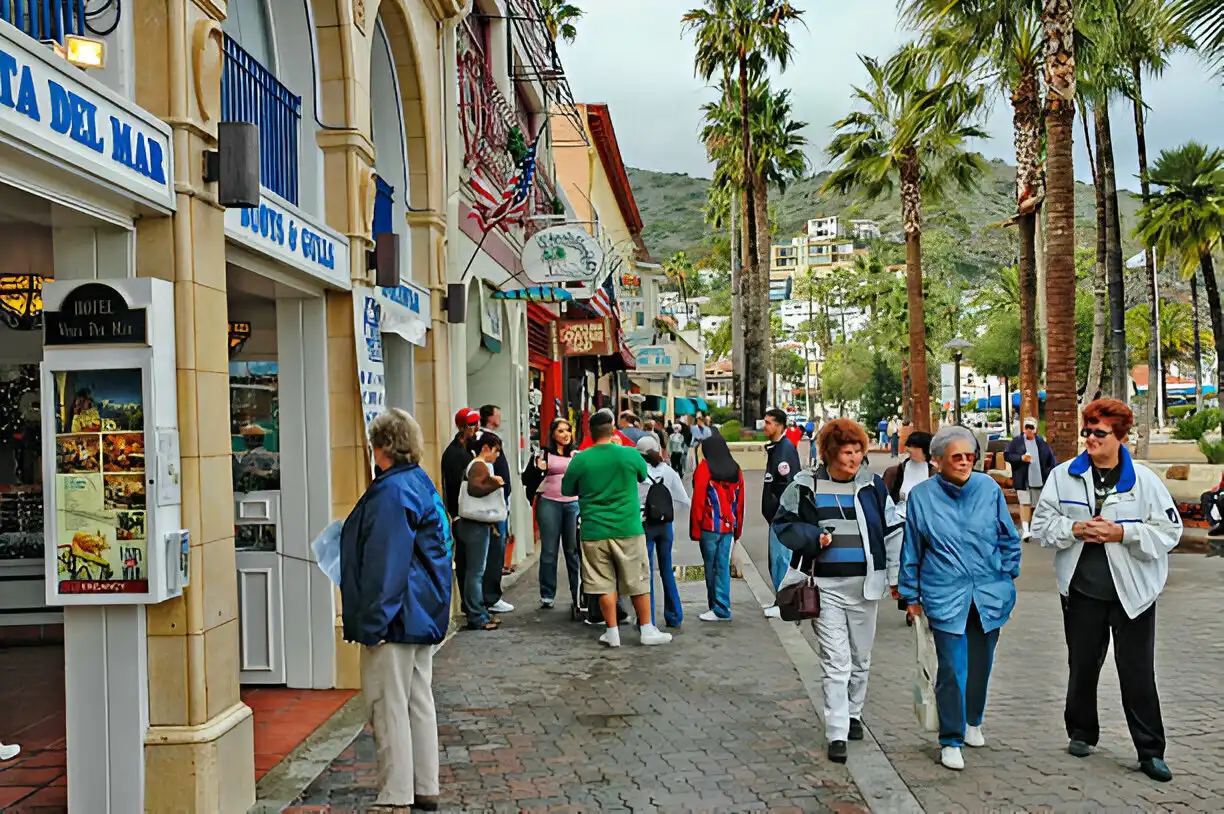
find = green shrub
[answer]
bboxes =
[1199,436,1224,464]
[1168,404,1195,420]
[710,405,738,425]
[1173,408,1221,440]
[719,420,741,442]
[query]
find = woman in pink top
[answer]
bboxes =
[534,418,581,616]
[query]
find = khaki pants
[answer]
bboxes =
[361,642,440,806]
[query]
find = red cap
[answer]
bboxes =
[455,408,479,428]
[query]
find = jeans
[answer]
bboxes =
[931,604,999,747]
[879,430,888,446]
[890,434,899,456]
[698,530,732,619]
[536,498,580,605]
[484,518,507,607]
[767,525,789,593]
[454,520,491,627]
[645,522,682,627]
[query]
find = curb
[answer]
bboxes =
[733,549,924,814]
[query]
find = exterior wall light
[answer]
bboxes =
[65,36,106,69]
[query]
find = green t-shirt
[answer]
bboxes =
[561,441,648,541]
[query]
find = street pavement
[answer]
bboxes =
[283,452,1224,812]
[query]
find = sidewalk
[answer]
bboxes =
[286,561,869,813]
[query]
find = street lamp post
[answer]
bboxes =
[946,338,974,426]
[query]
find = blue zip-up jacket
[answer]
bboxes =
[340,461,453,646]
[899,472,1021,635]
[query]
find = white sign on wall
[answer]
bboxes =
[519,225,603,299]
[225,195,351,290]
[635,345,677,375]
[0,27,176,212]
[377,282,431,347]
[353,291,386,432]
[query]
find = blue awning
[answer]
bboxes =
[1011,390,1047,408]
[694,397,709,412]
[674,397,697,416]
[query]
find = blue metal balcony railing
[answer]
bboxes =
[221,33,301,205]
[2,0,86,45]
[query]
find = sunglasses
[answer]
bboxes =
[1080,428,1113,439]
[946,452,976,463]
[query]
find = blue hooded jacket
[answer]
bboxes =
[898,472,1021,635]
[340,461,453,646]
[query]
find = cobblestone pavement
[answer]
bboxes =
[289,502,869,813]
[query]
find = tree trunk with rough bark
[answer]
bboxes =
[1037,209,1049,376]
[753,172,772,409]
[730,191,742,411]
[1082,105,1105,404]
[738,54,766,426]
[1131,60,1161,450]
[1095,105,1127,403]
[900,152,931,432]
[1013,68,1043,425]
[1042,0,1078,462]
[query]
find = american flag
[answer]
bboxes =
[589,274,634,363]
[469,140,538,231]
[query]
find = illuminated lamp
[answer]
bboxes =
[65,36,106,70]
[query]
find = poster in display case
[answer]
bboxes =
[51,368,148,595]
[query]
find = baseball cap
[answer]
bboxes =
[455,408,479,428]
[1023,417,1038,429]
[636,435,661,455]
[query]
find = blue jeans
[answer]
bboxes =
[646,522,682,627]
[890,434,900,456]
[536,498,580,605]
[698,531,732,619]
[768,525,789,593]
[484,518,507,607]
[931,604,999,747]
[879,430,888,446]
[454,519,492,627]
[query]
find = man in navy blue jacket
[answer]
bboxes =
[1004,417,1057,540]
[762,407,802,617]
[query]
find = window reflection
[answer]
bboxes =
[230,361,280,493]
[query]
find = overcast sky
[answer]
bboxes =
[556,0,1224,191]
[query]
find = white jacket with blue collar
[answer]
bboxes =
[1030,445,1182,619]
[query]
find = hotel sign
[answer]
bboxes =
[555,318,615,357]
[225,196,351,290]
[0,27,175,212]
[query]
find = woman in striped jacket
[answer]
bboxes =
[689,431,745,622]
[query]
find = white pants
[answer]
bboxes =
[813,576,879,742]
[360,642,440,806]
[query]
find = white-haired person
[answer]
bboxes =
[899,425,1022,772]
[340,408,452,811]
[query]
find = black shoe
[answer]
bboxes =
[828,740,848,763]
[1068,739,1093,758]
[1140,757,1173,782]
[412,796,441,812]
[848,719,864,741]
[1209,524,1224,537]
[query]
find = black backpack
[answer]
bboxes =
[644,476,674,524]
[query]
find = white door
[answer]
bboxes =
[235,491,285,684]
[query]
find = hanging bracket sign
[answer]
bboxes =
[43,283,147,346]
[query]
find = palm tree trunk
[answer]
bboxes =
[1019,214,1042,419]
[1042,0,1078,461]
[738,55,766,425]
[901,153,930,432]
[1082,105,1105,404]
[1131,60,1161,448]
[1095,105,1127,402]
[730,190,743,411]
[1036,210,1049,376]
[1201,251,1224,430]
[1192,268,1204,410]
[753,171,772,410]
[1013,68,1043,424]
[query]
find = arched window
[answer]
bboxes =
[222,0,276,73]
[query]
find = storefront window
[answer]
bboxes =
[230,361,280,493]
[0,364,43,561]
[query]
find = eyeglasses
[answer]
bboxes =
[947,452,976,463]
[1080,428,1112,439]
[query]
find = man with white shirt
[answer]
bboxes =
[1004,417,1057,540]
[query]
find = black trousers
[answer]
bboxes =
[1062,589,1165,760]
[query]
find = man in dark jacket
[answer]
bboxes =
[763,407,802,614]
[441,408,479,520]
[478,405,514,614]
[1004,416,1057,540]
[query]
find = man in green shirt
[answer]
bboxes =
[563,409,672,647]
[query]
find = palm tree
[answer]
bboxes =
[540,0,583,44]
[1126,300,1215,418]
[1041,0,1079,461]
[684,0,804,424]
[1175,0,1223,74]
[823,45,987,431]
[1135,142,1224,428]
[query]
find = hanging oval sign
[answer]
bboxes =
[520,225,604,284]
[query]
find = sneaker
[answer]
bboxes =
[699,610,730,622]
[827,740,847,763]
[540,598,555,609]
[584,617,607,626]
[411,796,441,812]
[940,746,964,770]
[1021,530,1032,542]
[848,719,864,741]
[639,626,673,646]
[599,629,621,648]
[489,600,514,613]
[1068,739,1093,758]
[0,743,19,761]
[1139,757,1173,782]
[1209,524,1224,538]
[964,725,985,747]
[763,605,782,619]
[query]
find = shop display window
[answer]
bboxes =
[0,364,44,561]
[230,361,280,493]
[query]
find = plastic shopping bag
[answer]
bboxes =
[311,520,344,587]
[912,613,940,732]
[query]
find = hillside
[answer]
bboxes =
[628,160,1142,267]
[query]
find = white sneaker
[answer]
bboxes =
[489,600,514,613]
[964,725,985,747]
[539,598,555,608]
[639,625,673,646]
[0,743,19,761]
[599,628,621,647]
[941,746,964,770]
[763,605,782,619]
[699,610,730,622]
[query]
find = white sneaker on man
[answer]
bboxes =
[940,746,964,770]
[699,610,730,622]
[763,605,782,619]
[638,625,672,645]
[964,725,986,747]
[489,600,514,613]
[599,627,621,647]
[0,743,19,761]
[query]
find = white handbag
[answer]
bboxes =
[458,460,508,523]
[912,614,940,732]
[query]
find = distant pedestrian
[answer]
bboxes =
[562,409,672,647]
[619,411,648,444]
[881,430,935,625]
[887,416,900,457]
[1032,398,1180,783]
[637,436,691,628]
[784,419,804,450]
[805,420,819,467]
[691,415,712,469]
[900,425,1021,772]
[340,408,450,812]
[532,419,581,616]
[478,405,514,614]
[454,432,509,631]
[690,431,745,622]
[668,424,687,475]
[762,408,802,614]
[877,418,888,447]
[1003,417,1057,540]
[772,418,902,764]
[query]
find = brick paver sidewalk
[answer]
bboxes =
[288,569,868,813]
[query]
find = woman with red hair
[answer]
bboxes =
[1032,398,1181,783]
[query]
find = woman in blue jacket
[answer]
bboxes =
[340,408,452,812]
[899,425,1021,773]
